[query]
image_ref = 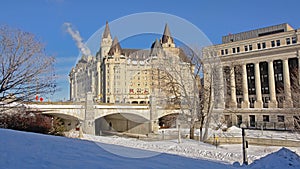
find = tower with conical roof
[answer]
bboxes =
[100,21,113,58]
[161,23,175,48]
[150,38,163,56]
[108,37,122,56]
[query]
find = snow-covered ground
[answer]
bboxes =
[1,128,300,169]
[83,132,300,165]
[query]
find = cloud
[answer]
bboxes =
[63,22,92,57]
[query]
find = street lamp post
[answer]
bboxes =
[241,123,248,165]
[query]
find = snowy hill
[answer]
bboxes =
[0,129,299,169]
[0,129,234,169]
[248,147,300,169]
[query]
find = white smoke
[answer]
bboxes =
[63,22,92,57]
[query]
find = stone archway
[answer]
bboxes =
[158,113,179,129]
[95,113,150,135]
[42,113,80,131]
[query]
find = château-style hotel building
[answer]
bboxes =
[69,22,193,106]
[204,23,300,130]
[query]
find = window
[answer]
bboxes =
[257,43,261,49]
[263,115,270,122]
[221,50,224,55]
[292,36,297,44]
[244,45,248,51]
[225,49,228,54]
[276,40,281,46]
[262,42,266,48]
[271,40,275,47]
[249,44,253,51]
[278,115,285,122]
[286,38,291,45]
[232,48,236,53]
[276,73,283,81]
[237,115,242,126]
[237,47,240,53]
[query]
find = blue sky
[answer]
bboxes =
[1,0,300,101]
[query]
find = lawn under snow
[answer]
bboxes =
[1,129,300,169]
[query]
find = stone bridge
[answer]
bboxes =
[25,93,183,135]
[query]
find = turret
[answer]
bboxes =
[150,38,163,56]
[100,21,113,59]
[161,23,175,48]
[108,37,122,56]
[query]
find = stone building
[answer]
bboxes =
[203,23,300,130]
[69,22,194,106]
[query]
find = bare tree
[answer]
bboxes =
[0,25,56,105]
[288,63,300,131]
[201,47,223,141]
[152,46,205,140]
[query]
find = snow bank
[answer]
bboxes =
[1,128,300,169]
[0,129,235,169]
[227,126,242,133]
[248,147,300,169]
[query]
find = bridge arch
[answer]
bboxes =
[39,111,82,131]
[94,112,150,136]
[41,111,83,121]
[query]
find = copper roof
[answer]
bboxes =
[102,21,111,39]
[108,37,122,55]
[162,23,174,44]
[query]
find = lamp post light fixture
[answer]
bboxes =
[240,123,248,165]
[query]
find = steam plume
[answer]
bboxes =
[63,22,91,57]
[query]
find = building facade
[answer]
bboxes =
[69,22,194,105]
[204,23,300,130]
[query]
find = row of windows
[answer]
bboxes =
[236,115,285,123]
[221,36,297,56]
[263,115,285,122]
[130,82,150,86]
[129,88,149,94]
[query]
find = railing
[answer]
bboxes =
[245,121,291,131]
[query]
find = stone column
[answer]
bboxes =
[283,58,293,108]
[97,61,102,101]
[268,60,278,108]
[241,64,249,108]
[149,94,159,133]
[216,66,225,109]
[83,92,95,135]
[229,66,237,108]
[254,62,263,108]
